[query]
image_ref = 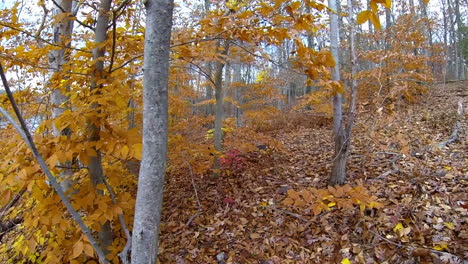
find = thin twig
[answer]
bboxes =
[185,162,202,226]
[0,22,91,53]
[55,165,87,170]
[110,54,143,73]
[229,40,306,76]
[101,177,132,264]
[35,1,49,47]
[110,0,131,27]
[437,99,463,148]
[49,0,95,30]
[0,53,87,76]
[0,188,26,220]
[370,230,465,261]
[108,9,118,73]
[270,205,309,222]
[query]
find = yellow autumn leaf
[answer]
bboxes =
[83,243,94,258]
[327,202,336,207]
[444,222,454,230]
[71,241,83,259]
[382,0,392,9]
[132,143,142,160]
[120,145,129,160]
[356,10,372,25]
[341,258,351,264]
[370,11,381,30]
[433,242,448,251]
[393,222,404,233]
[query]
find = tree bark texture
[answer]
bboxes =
[328,0,345,185]
[213,40,230,174]
[130,0,174,263]
[49,0,74,192]
[329,0,358,186]
[88,0,113,253]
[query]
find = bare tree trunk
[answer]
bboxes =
[49,0,74,192]
[419,0,432,68]
[441,0,449,81]
[328,0,345,185]
[233,60,243,127]
[385,6,392,94]
[204,0,214,116]
[409,0,416,14]
[447,0,459,79]
[329,0,358,186]
[367,0,373,33]
[455,0,465,79]
[213,40,230,175]
[88,0,113,253]
[130,0,174,263]
[224,62,231,116]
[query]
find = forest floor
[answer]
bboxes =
[159,81,467,264]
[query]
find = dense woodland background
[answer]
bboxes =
[0,0,467,263]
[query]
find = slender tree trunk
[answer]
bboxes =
[204,0,214,116]
[130,0,174,263]
[367,0,373,33]
[306,22,315,94]
[447,0,459,79]
[455,0,465,79]
[385,6,392,94]
[224,62,231,116]
[419,0,431,69]
[328,0,345,185]
[329,0,359,186]
[88,0,113,253]
[213,40,230,175]
[366,0,375,70]
[233,60,243,127]
[49,0,74,192]
[441,0,449,81]
[409,0,415,14]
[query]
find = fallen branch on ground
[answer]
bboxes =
[437,99,464,148]
[185,162,203,226]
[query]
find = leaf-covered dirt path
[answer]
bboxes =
[158,81,467,264]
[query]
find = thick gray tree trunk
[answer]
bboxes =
[49,0,74,192]
[88,0,113,253]
[130,0,174,263]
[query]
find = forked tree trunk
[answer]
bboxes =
[130,0,174,262]
[88,0,113,253]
